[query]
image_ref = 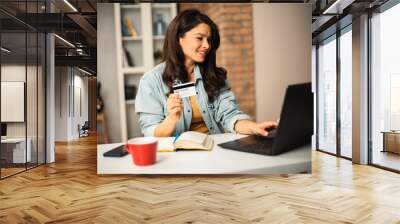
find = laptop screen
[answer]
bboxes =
[272,82,313,153]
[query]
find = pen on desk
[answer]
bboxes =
[173,134,180,143]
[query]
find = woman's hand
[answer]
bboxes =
[166,93,182,122]
[234,120,278,136]
[250,120,278,136]
[154,94,182,137]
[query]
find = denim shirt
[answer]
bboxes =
[135,63,251,137]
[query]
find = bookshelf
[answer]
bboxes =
[114,3,177,141]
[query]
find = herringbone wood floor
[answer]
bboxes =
[0,135,400,224]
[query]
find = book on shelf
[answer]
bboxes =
[157,131,214,152]
[124,16,138,38]
[123,47,134,67]
[122,48,127,67]
[121,20,130,37]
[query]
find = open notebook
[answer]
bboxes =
[157,131,214,152]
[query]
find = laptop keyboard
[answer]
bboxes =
[218,135,275,155]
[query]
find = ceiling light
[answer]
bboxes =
[63,0,78,12]
[323,0,342,14]
[323,0,355,15]
[1,47,11,53]
[54,34,75,48]
[76,48,87,56]
[78,67,92,76]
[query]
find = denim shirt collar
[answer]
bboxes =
[162,81,170,96]
[194,63,203,82]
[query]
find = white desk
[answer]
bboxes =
[1,138,32,163]
[97,133,311,174]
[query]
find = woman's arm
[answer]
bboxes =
[154,116,178,137]
[154,94,182,137]
[213,82,251,133]
[234,120,278,136]
[136,71,183,137]
[136,74,173,137]
[213,81,278,136]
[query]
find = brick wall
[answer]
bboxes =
[179,3,256,118]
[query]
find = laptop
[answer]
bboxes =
[218,82,313,155]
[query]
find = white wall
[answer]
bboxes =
[1,66,26,135]
[98,3,123,143]
[46,32,56,163]
[1,82,24,122]
[54,67,89,141]
[55,67,69,141]
[1,65,36,137]
[1,63,46,163]
[253,4,312,121]
[72,73,89,138]
[80,76,89,124]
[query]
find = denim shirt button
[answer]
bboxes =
[202,110,206,113]
[187,110,191,113]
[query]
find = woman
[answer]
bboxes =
[135,9,277,137]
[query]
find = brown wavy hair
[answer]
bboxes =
[162,9,227,102]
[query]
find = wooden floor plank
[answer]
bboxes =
[0,135,399,223]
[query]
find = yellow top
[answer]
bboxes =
[189,96,209,134]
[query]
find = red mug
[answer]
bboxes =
[125,137,158,166]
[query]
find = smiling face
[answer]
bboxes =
[179,23,211,66]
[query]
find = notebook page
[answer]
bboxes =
[178,131,207,145]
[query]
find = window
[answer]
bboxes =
[339,27,352,158]
[316,24,353,159]
[317,35,337,154]
[0,2,47,179]
[371,2,400,171]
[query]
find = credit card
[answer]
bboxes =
[173,82,196,98]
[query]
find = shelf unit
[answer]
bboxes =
[122,36,143,41]
[114,3,177,141]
